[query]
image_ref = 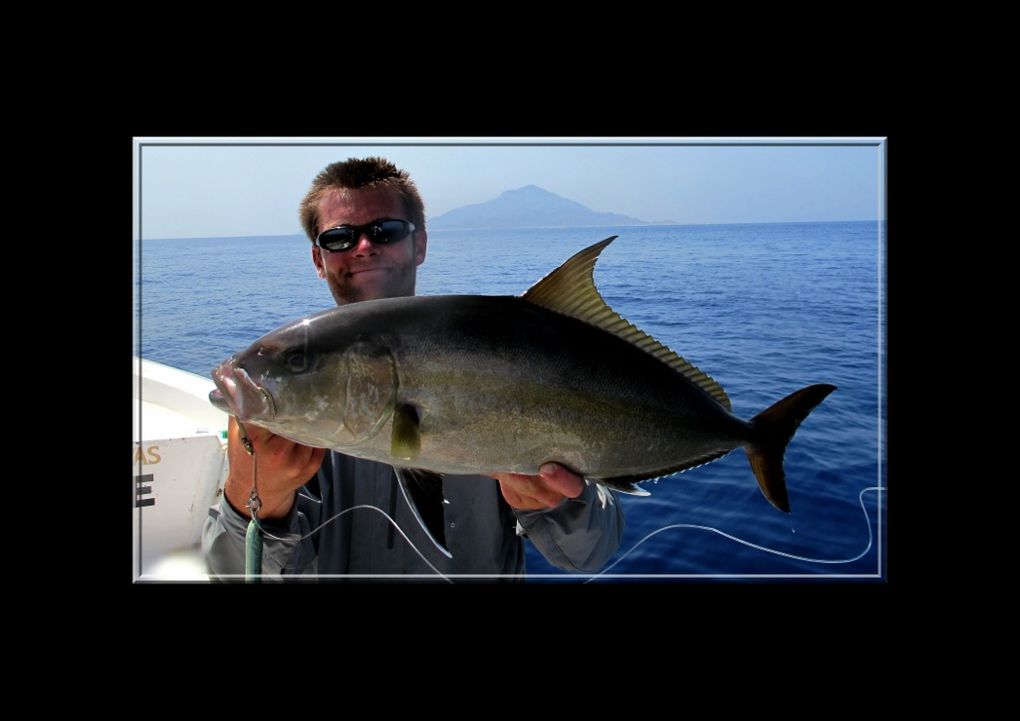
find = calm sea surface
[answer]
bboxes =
[136,221,886,580]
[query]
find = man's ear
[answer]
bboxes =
[414,230,428,267]
[312,245,327,278]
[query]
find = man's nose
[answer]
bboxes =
[352,234,378,256]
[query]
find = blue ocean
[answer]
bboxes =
[137,221,886,581]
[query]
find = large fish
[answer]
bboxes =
[209,237,835,557]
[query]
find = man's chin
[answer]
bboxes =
[333,279,409,305]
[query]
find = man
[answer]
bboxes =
[203,157,625,580]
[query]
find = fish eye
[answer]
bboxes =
[284,349,314,373]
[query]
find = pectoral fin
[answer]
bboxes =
[391,402,421,461]
[394,467,451,559]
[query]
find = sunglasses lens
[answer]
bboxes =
[318,228,356,251]
[317,219,413,251]
[372,219,411,244]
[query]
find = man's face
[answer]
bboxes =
[311,186,427,305]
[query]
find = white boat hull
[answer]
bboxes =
[132,358,229,581]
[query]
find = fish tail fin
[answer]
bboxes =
[744,384,837,513]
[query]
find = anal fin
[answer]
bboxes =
[593,449,734,496]
[595,480,651,496]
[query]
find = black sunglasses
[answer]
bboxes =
[314,218,416,252]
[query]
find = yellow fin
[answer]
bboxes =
[391,403,421,461]
[522,237,732,411]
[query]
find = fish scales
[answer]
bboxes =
[341,294,748,478]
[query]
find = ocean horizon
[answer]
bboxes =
[141,218,879,242]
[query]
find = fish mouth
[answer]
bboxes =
[209,361,275,421]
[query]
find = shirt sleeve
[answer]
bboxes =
[512,479,625,573]
[201,492,317,581]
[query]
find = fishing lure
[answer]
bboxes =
[237,422,263,584]
[245,512,262,582]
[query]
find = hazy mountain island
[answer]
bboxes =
[429,185,665,229]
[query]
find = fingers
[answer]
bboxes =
[226,416,255,466]
[493,464,585,510]
[491,463,587,510]
[230,419,312,468]
[498,480,527,509]
[537,463,585,499]
[239,422,287,456]
[230,416,272,442]
[261,436,326,480]
[226,416,324,492]
[300,446,328,478]
[496,475,549,510]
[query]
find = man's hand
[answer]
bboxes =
[492,463,586,510]
[223,416,326,520]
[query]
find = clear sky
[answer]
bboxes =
[135,139,884,239]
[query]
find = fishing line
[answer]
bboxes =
[255,486,882,583]
[257,505,454,584]
[236,420,263,584]
[232,419,450,582]
[232,414,880,584]
[584,486,885,582]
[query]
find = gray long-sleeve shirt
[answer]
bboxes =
[203,452,625,582]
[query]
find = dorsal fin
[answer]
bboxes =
[522,237,732,411]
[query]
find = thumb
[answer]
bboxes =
[539,463,585,498]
